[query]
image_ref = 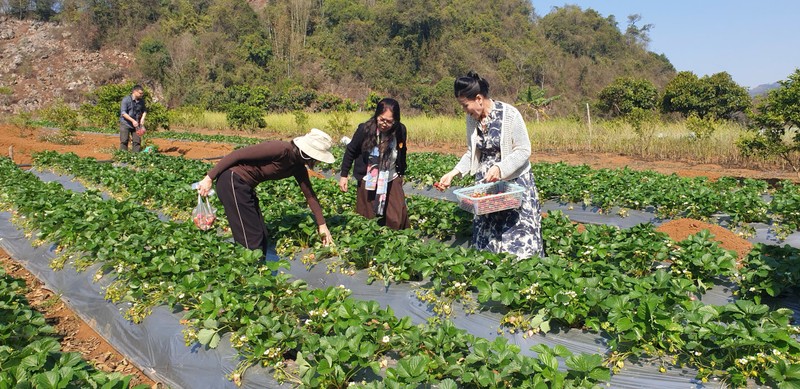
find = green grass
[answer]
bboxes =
[179,111,468,144]
[199,111,228,130]
[531,118,751,165]
[262,112,366,138]
[256,112,467,144]
[133,109,778,168]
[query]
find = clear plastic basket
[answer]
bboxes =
[453,181,525,215]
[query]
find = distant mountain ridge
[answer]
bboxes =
[749,82,780,97]
[0,1,675,116]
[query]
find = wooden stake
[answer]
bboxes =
[586,103,593,149]
[8,145,12,162]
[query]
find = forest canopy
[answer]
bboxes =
[3,0,679,116]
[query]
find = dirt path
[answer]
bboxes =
[533,150,799,183]
[3,123,798,182]
[1,124,237,165]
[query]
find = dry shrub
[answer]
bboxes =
[10,112,36,138]
[41,102,81,145]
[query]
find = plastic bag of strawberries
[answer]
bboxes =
[192,193,217,230]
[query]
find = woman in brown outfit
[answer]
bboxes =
[196,129,335,255]
[338,98,409,230]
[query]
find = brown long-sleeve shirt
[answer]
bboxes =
[207,140,326,226]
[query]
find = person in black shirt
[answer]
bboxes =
[119,85,147,152]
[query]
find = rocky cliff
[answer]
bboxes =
[0,16,134,114]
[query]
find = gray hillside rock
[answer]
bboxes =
[0,19,137,114]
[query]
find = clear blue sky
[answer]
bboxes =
[532,1,800,89]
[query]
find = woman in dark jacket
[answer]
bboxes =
[339,98,409,230]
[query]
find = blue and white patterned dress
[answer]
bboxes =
[473,101,544,259]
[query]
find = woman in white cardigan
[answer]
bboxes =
[438,72,544,259]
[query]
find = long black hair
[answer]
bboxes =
[362,98,401,155]
[454,71,490,99]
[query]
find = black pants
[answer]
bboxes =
[119,124,142,152]
[215,170,268,256]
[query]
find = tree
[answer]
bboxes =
[239,33,272,67]
[539,5,625,60]
[685,113,718,141]
[410,78,452,116]
[208,0,260,39]
[661,71,702,116]
[6,0,58,20]
[6,0,29,19]
[364,92,381,112]
[74,0,161,49]
[34,0,56,20]
[214,85,272,111]
[43,101,80,145]
[289,0,313,65]
[624,14,652,48]
[662,71,750,120]
[596,77,658,118]
[80,81,135,128]
[137,38,172,84]
[42,0,678,118]
[703,72,752,119]
[160,0,212,35]
[738,69,800,174]
[226,104,266,131]
[626,107,658,155]
[517,86,560,122]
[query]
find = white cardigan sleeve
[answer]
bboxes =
[497,103,532,180]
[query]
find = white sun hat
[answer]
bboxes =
[293,128,335,164]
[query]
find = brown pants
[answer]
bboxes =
[355,176,409,230]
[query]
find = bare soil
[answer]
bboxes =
[655,219,753,261]
[0,124,237,165]
[0,122,776,385]
[2,123,799,182]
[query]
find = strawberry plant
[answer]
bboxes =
[669,229,737,291]
[1,156,614,387]
[678,299,800,386]
[736,244,800,298]
[15,151,800,388]
[0,268,147,388]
